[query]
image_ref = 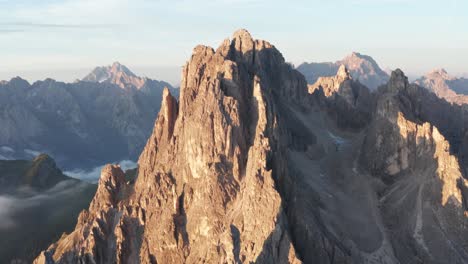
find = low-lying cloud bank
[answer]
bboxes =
[0,180,90,230]
[64,160,137,182]
[0,196,16,229]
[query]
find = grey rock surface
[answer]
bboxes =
[0,65,177,170]
[33,31,468,264]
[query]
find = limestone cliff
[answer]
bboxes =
[361,70,468,263]
[309,65,372,130]
[35,29,302,264]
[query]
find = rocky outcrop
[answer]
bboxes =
[0,154,72,191]
[309,65,372,130]
[308,65,351,96]
[415,68,468,105]
[297,52,389,90]
[393,71,468,184]
[0,65,176,169]
[361,70,468,263]
[32,165,127,264]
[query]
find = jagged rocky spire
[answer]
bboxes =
[35,29,304,264]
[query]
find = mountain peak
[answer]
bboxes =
[415,68,468,103]
[337,64,350,79]
[81,62,175,96]
[232,28,252,40]
[38,29,302,263]
[434,68,448,74]
[387,68,409,92]
[231,28,256,55]
[82,62,145,89]
[339,52,389,89]
[110,61,136,77]
[342,52,378,65]
[308,64,352,97]
[297,52,389,90]
[350,51,362,57]
[24,154,70,190]
[428,68,451,79]
[390,68,406,79]
[8,76,30,88]
[32,153,55,165]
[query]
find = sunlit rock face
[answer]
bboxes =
[35,31,468,264]
[362,70,468,263]
[308,65,351,96]
[415,68,468,104]
[35,29,303,264]
[308,65,373,130]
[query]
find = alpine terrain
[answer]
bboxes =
[32,30,468,264]
[415,68,468,105]
[0,63,177,170]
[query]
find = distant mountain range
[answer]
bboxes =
[298,53,468,105]
[82,62,174,95]
[297,52,390,90]
[0,56,465,174]
[0,63,177,170]
[415,68,468,104]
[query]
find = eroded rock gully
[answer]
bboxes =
[35,30,468,264]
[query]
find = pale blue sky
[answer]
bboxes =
[0,0,467,85]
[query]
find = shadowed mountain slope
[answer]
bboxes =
[0,65,177,170]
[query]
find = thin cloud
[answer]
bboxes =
[0,196,16,229]
[0,180,90,230]
[11,0,134,25]
[0,29,24,34]
[64,160,137,183]
[0,22,119,30]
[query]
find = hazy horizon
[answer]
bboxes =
[0,65,183,86]
[1,0,467,84]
